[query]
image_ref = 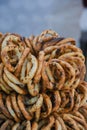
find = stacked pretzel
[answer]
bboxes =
[0,30,87,129]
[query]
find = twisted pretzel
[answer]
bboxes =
[0,29,87,130]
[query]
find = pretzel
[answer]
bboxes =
[76,81,87,107]
[41,93,52,118]
[35,108,41,122]
[0,120,14,130]
[14,47,30,77]
[4,67,24,88]
[55,120,62,130]
[38,29,58,49]
[0,29,87,130]
[3,73,27,94]
[41,115,55,130]
[0,93,12,119]
[54,113,67,130]
[27,80,40,96]
[51,59,75,90]
[20,53,38,83]
[32,122,38,130]
[42,37,64,49]
[12,123,20,130]
[47,90,61,112]
[6,95,20,122]
[73,91,81,111]
[42,61,53,91]
[24,95,39,105]
[56,37,76,46]
[28,94,43,113]
[68,113,87,129]
[0,120,38,130]
[1,33,24,49]
[50,44,82,60]
[11,93,23,119]
[1,45,17,72]
[79,107,87,121]
[59,56,86,80]
[0,108,87,129]
[24,37,34,53]
[62,52,84,63]
[49,60,65,90]
[0,92,43,122]
[38,115,55,130]
[18,95,33,120]
[34,51,44,83]
[44,44,81,56]
[58,89,74,113]
[62,114,80,130]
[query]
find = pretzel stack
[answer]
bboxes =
[0,30,87,129]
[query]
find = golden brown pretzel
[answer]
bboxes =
[0,29,87,130]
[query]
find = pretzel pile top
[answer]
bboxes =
[0,29,87,130]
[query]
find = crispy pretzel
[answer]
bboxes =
[0,29,87,130]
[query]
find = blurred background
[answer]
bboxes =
[0,0,83,46]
